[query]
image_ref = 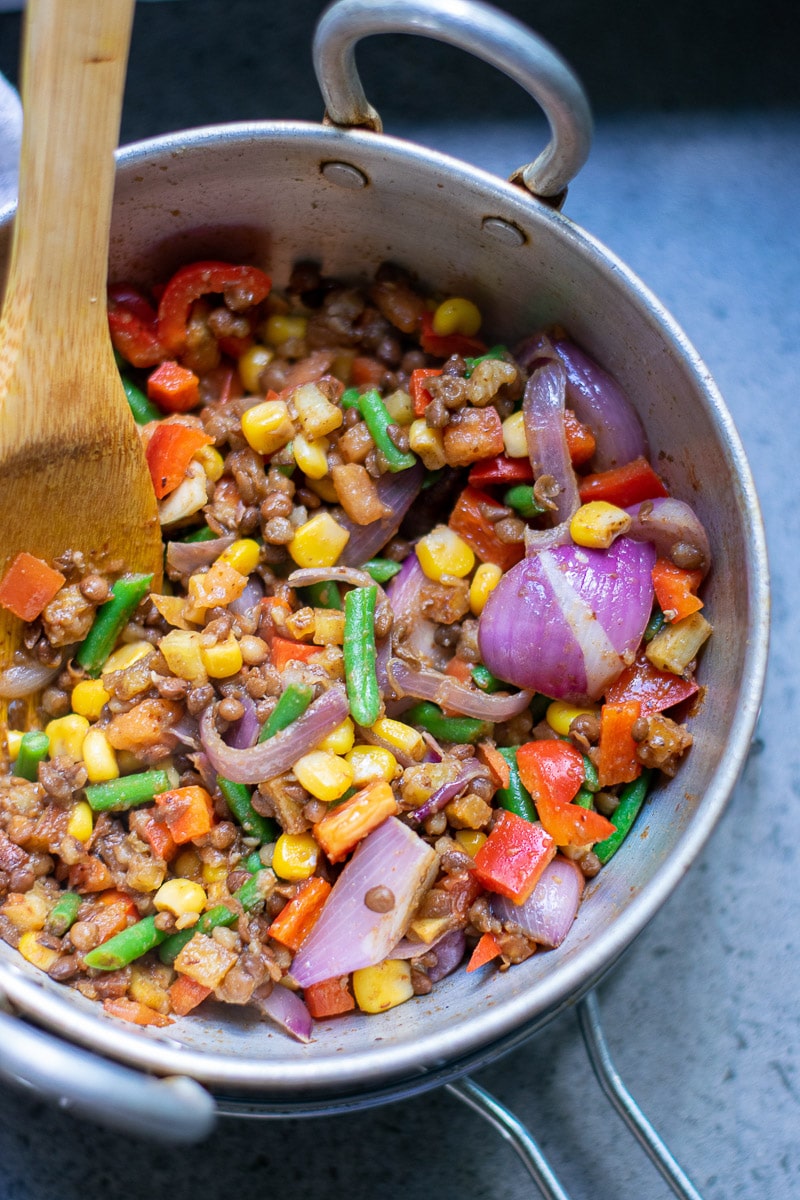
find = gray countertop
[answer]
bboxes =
[0,85,797,1200]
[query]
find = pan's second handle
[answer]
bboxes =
[313,0,593,202]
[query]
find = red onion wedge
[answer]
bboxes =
[0,658,60,699]
[554,339,648,470]
[478,537,656,703]
[228,573,264,617]
[522,361,580,524]
[492,855,584,948]
[626,497,712,576]
[387,659,533,722]
[225,692,260,750]
[406,758,484,825]
[165,534,235,577]
[386,552,447,672]
[252,982,313,1043]
[290,817,438,988]
[390,929,466,981]
[199,685,349,784]
[337,463,423,566]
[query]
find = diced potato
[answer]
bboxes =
[646,612,712,674]
[352,960,414,1013]
[174,932,237,989]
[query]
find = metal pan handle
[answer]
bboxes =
[313,0,593,202]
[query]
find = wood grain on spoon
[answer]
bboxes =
[0,0,161,732]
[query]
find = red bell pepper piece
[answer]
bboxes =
[466,931,503,973]
[0,552,65,621]
[468,454,534,488]
[578,456,669,507]
[303,975,356,1019]
[596,700,643,789]
[147,361,201,414]
[157,261,272,357]
[419,310,487,359]
[267,876,331,951]
[473,809,556,904]
[169,975,213,1017]
[103,998,173,1027]
[605,651,699,716]
[270,636,324,673]
[651,558,704,622]
[409,367,443,416]
[154,786,215,845]
[145,423,213,499]
[448,486,525,572]
[516,739,616,847]
[563,408,597,466]
[107,284,168,368]
[350,356,385,388]
[138,812,177,862]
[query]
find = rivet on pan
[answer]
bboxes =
[481,217,526,246]
[321,161,369,189]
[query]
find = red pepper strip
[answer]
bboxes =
[147,361,201,414]
[449,486,525,572]
[578,456,669,507]
[157,261,272,357]
[419,310,487,359]
[170,975,213,1017]
[596,700,642,789]
[516,739,616,847]
[409,367,443,416]
[563,408,597,466]
[473,809,556,904]
[606,651,699,717]
[267,876,332,952]
[108,283,159,325]
[107,304,168,368]
[0,552,66,621]
[304,975,356,1019]
[651,557,704,622]
[217,332,254,360]
[350,356,385,388]
[145,423,213,499]
[468,454,534,488]
[466,931,503,973]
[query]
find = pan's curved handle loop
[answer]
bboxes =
[312,0,593,202]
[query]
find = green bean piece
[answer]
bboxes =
[421,467,445,491]
[404,701,492,745]
[582,755,600,793]
[471,664,505,693]
[258,682,314,742]
[529,693,550,724]
[83,915,166,971]
[13,731,50,781]
[242,850,264,874]
[182,525,218,543]
[121,376,161,424]
[84,769,172,813]
[356,389,417,472]
[503,484,547,519]
[233,868,273,912]
[361,558,403,584]
[463,346,508,377]
[302,580,343,610]
[217,776,278,844]
[75,574,153,677]
[158,905,238,965]
[46,891,81,937]
[573,786,595,810]
[594,770,652,864]
[343,585,380,727]
[644,607,666,642]
[495,746,537,822]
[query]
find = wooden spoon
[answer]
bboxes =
[0,0,161,734]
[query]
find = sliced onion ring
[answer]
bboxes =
[522,361,580,525]
[626,496,712,576]
[554,339,649,471]
[165,534,235,576]
[252,982,313,1043]
[491,855,584,948]
[387,658,533,721]
[0,659,61,700]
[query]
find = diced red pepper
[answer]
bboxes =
[419,310,487,359]
[468,454,534,488]
[596,700,642,789]
[476,741,512,789]
[147,361,201,414]
[516,739,616,847]
[578,456,669,507]
[448,486,525,572]
[145,423,213,499]
[107,284,167,368]
[267,876,332,951]
[563,408,597,466]
[304,975,356,1019]
[0,552,65,621]
[651,558,704,622]
[605,651,699,716]
[138,812,178,862]
[169,975,213,1017]
[466,931,503,973]
[409,367,443,416]
[350,356,385,388]
[157,261,271,356]
[103,998,173,1027]
[473,809,556,904]
[270,636,324,673]
[154,786,215,845]
[444,656,473,685]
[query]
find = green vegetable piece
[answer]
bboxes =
[75,573,153,677]
[241,850,264,874]
[217,776,277,844]
[594,770,652,864]
[13,731,50,781]
[182,525,218,543]
[361,558,402,584]
[471,664,504,693]
[582,755,600,793]
[343,585,380,727]
[495,746,537,822]
[404,701,491,745]
[157,904,239,965]
[233,868,272,912]
[573,786,595,810]
[529,693,550,724]
[121,376,161,424]
[258,682,314,742]
[644,607,666,642]
[356,389,417,473]
[45,891,81,937]
[464,345,508,377]
[503,484,546,519]
[302,580,343,610]
[84,769,172,813]
[83,915,166,971]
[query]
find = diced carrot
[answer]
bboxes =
[102,997,174,1027]
[270,635,324,673]
[350,355,385,388]
[313,781,399,864]
[651,558,704,623]
[449,486,525,572]
[147,360,200,413]
[444,656,473,685]
[409,367,442,416]
[169,974,213,1017]
[68,857,115,894]
[596,700,642,789]
[304,975,356,1019]
[466,931,503,973]
[145,423,213,499]
[476,741,511,789]
[267,876,332,951]
[0,552,66,622]
[138,813,178,862]
[563,408,597,466]
[89,900,134,943]
[468,454,533,488]
[154,786,215,844]
[97,889,139,921]
[106,698,182,753]
[578,457,669,507]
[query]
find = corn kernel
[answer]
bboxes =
[569,501,632,549]
[66,799,94,843]
[241,399,295,455]
[293,749,354,803]
[317,717,356,756]
[432,297,482,337]
[264,313,308,345]
[291,382,344,439]
[217,538,261,576]
[70,678,110,721]
[345,744,399,787]
[173,848,202,879]
[81,729,119,783]
[546,700,599,738]
[272,832,320,881]
[17,930,59,973]
[289,511,350,569]
[352,960,414,1013]
[158,629,208,684]
[502,410,528,458]
[370,717,426,761]
[455,829,488,857]
[202,859,230,885]
[194,444,225,483]
[201,634,244,679]
[383,389,415,426]
[103,640,154,674]
[293,432,330,480]
[408,419,447,471]
[153,878,207,917]
[6,730,22,761]
[469,561,503,615]
[416,525,475,581]
[238,342,274,393]
[45,714,89,761]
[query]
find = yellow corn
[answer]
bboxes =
[264,313,308,345]
[502,410,528,458]
[17,930,59,973]
[293,432,330,480]
[202,859,230,885]
[317,717,356,756]
[416,525,475,581]
[241,399,295,455]
[293,749,354,803]
[455,829,488,857]
[352,960,414,1013]
[159,629,208,684]
[103,640,154,674]
[370,717,425,761]
[238,342,274,393]
[70,678,110,721]
[173,848,202,880]
[66,799,94,843]
[201,634,244,679]
[291,382,344,439]
[383,388,415,426]
[217,538,261,576]
[408,420,447,471]
[194,444,225,483]
[546,700,599,737]
[469,561,503,615]
[81,729,119,784]
[6,730,22,762]
[272,832,320,881]
[154,878,207,917]
[289,511,350,569]
[45,714,89,761]
[569,501,632,549]
[345,744,399,787]
[432,297,482,337]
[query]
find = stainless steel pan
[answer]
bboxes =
[0,0,768,1138]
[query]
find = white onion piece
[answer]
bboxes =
[0,659,61,699]
[554,339,649,470]
[252,983,313,1043]
[626,497,712,576]
[492,856,584,948]
[387,659,533,721]
[290,817,438,988]
[478,537,656,703]
[522,361,580,524]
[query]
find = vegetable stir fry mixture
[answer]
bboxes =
[0,260,712,1039]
